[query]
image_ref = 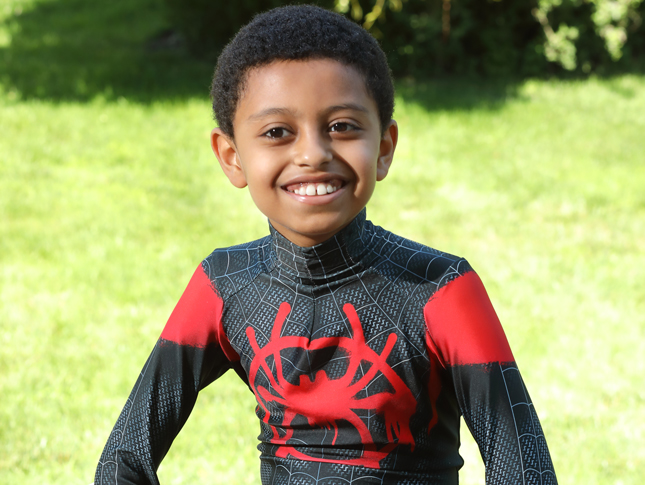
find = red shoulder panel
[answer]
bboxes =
[423,271,514,366]
[161,265,238,360]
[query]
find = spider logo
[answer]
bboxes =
[246,301,417,469]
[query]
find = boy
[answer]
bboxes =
[95,5,557,485]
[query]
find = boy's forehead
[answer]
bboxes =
[235,59,377,121]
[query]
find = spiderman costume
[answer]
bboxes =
[95,210,557,484]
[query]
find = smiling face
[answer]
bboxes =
[211,59,398,247]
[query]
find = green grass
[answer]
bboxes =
[1,1,645,484]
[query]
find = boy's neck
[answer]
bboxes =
[269,209,372,282]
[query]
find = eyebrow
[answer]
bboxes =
[324,103,370,115]
[246,107,295,122]
[245,103,370,122]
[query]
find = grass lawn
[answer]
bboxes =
[1,0,644,484]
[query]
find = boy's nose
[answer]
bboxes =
[292,130,333,168]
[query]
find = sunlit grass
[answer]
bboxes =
[1,1,644,484]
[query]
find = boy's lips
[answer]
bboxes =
[282,178,345,196]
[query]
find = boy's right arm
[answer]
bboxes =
[94,263,239,485]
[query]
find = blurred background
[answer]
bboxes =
[1,0,644,483]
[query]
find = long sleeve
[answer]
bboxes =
[94,264,239,485]
[424,269,557,485]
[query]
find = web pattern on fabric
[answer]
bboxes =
[499,366,557,485]
[95,213,557,485]
[201,217,555,484]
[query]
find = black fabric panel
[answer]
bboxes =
[95,341,231,485]
[453,362,557,485]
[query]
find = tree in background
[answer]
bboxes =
[164,0,644,75]
[532,0,644,70]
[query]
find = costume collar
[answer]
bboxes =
[269,209,372,283]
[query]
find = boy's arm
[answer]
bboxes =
[424,268,558,485]
[94,263,239,485]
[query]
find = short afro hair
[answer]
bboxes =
[211,5,394,137]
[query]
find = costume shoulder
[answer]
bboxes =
[201,235,273,301]
[365,222,473,295]
[364,223,514,366]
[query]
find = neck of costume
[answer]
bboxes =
[95,210,557,484]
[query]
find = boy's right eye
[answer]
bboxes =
[263,127,289,139]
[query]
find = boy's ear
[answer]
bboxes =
[211,128,247,188]
[376,120,398,182]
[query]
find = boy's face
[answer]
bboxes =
[211,59,397,247]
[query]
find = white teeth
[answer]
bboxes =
[290,182,340,195]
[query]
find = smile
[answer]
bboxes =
[284,180,343,196]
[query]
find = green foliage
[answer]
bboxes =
[335,0,404,29]
[532,0,645,71]
[352,0,645,75]
[533,3,580,71]
[355,0,547,77]
[162,0,336,58]
[162,0,645,76]
[589,0,643,59]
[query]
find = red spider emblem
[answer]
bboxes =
[246,301,417,469]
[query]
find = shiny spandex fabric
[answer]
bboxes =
[95,210,557,484]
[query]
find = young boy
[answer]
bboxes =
[95,5,557,485]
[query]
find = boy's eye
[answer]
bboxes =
[263,127,289,139]
[329,122,357,133]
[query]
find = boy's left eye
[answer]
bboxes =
[329,122,357,133]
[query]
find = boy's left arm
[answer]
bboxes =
[424,268,558,485]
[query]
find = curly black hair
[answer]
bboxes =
[211,5,394,137]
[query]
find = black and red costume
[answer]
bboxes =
[95,210,557,484]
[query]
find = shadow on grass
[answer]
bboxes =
[395,78,524,113]
[0,0,529,110]
[0,0,214,103]
[7,0,640,111]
